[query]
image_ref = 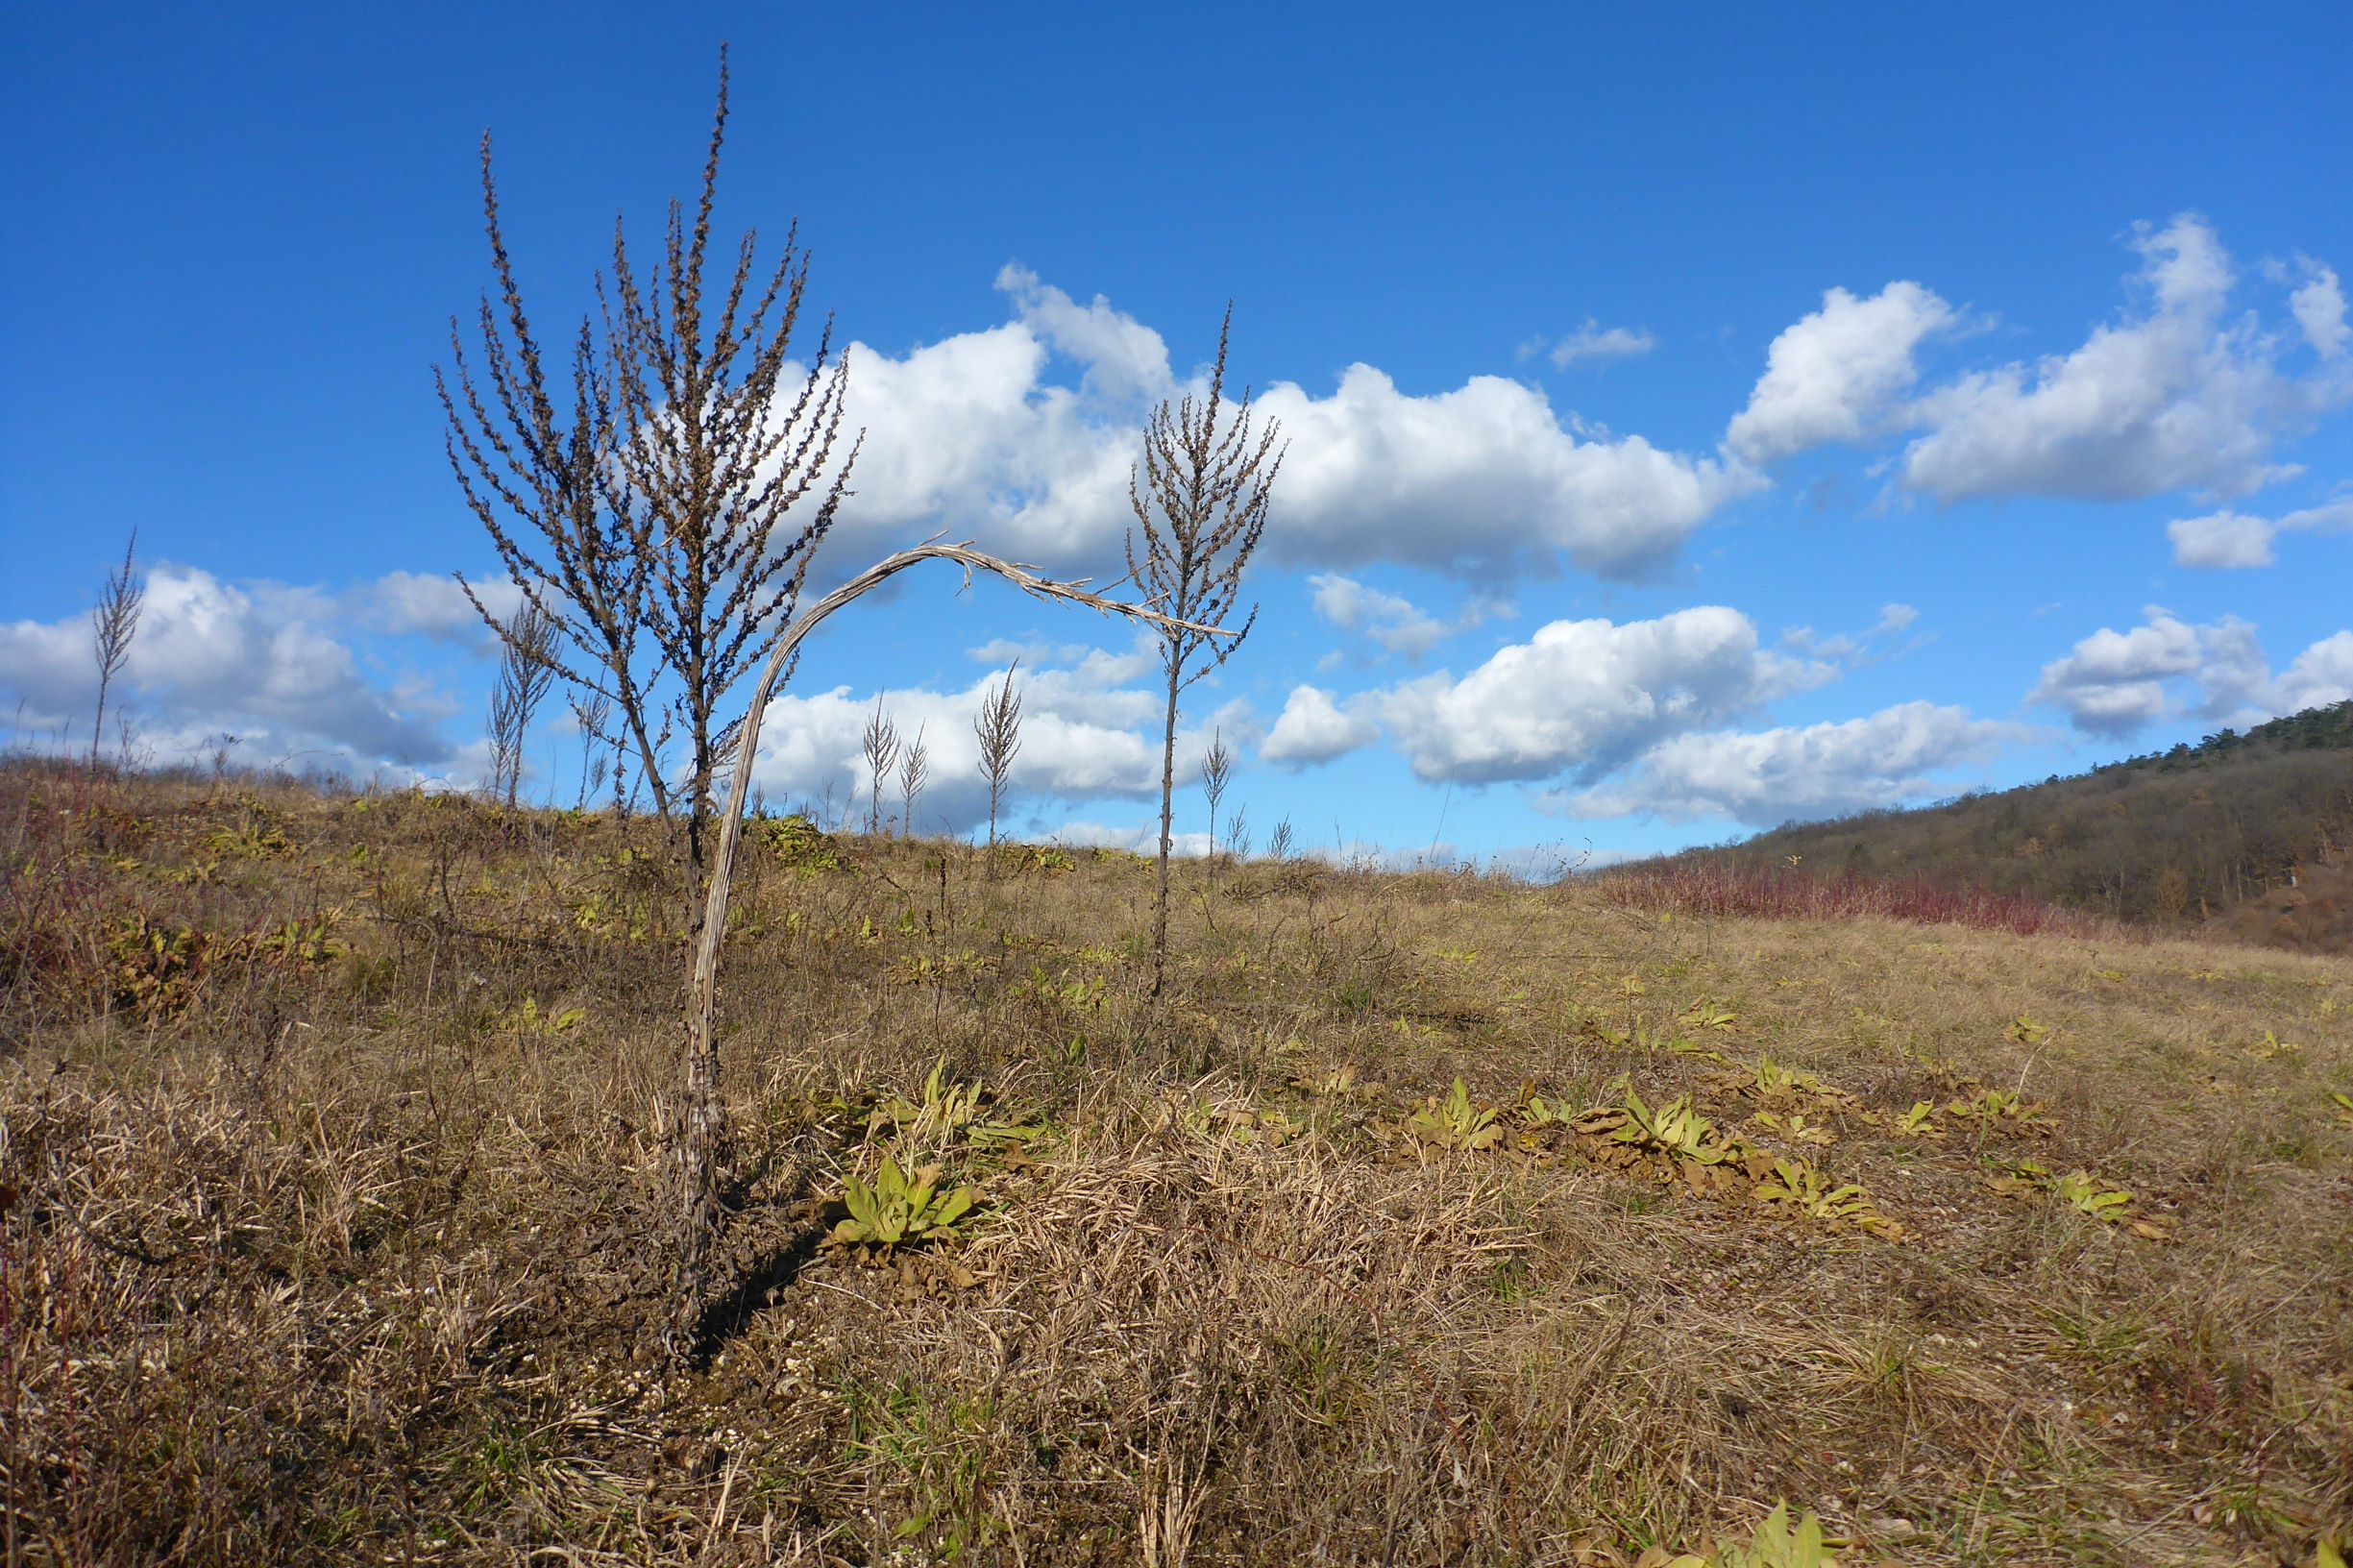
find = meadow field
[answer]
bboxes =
[4,766,2349,1566]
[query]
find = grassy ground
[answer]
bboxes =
[4,766,2349,1566]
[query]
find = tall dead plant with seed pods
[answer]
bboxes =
[88,530,144,771]
[861,698,898,839]
[1200,727,1233,859]
[974,659,1023,866]
[437,45,853,928]
[898,725,929,841]
[435,51,865,1356]
[1128,308,1284,995]
[569,685,614,809]
[486,600,557,806]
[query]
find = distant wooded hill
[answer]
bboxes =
[1629,699,2353,933]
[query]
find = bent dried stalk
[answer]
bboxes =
[664,540,1231,1355]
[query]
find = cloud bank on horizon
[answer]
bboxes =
[6,213,2352,851]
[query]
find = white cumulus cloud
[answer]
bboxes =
[819,272,1756,585]
[2027,610,2212,735]
[2028,608,2353,735]
[1555,701,2019,825]
[1306,574,1499,659]
[2167,496,2353,569]
[0,564,454,772]
[824,311,1141,572]
[1727,281,1959,462]
[993,265,1177,402]
[2274,631,2353,713]
[1259,367,1759,580]
[359,571,522,645]
[2166,512,2278,570]
[2289,257,2349,358]
[1900,215,2318,502]
[1047,821,1214,858]
[1261,685,1379,768]
[1370,607,1828,785]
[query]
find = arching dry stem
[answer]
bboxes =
[663,541,1232,1356]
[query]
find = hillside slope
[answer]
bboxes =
[1641,699,2353,934]
[4,767,2351,1565]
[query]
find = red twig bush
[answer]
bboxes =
[1593,860,2110,939]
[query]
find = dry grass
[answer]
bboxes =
[3,764,2349,1566]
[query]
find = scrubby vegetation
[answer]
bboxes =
[5,763,2351,1565]
[1594,862,2104,941]
[1627,699,2353,943]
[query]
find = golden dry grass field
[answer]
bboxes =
[3,767,2349,1566]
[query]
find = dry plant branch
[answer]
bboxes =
[667,541,1235,1356]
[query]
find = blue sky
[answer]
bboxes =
[7,3,2353,866]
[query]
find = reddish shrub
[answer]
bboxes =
[1592,860,2107,939]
